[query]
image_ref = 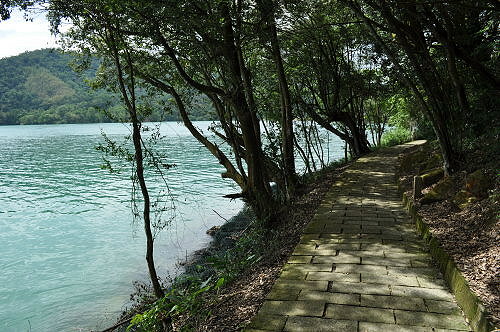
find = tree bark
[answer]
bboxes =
[256,0,296,199]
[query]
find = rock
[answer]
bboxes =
[465,170,490,198]
[421,168,444,187]
[421,177,454,204]
[422,152,443,173]
[453,189,470,206]
[413,176,424,199]
[453,189,478,209]
[452,170,490,209]
[400,150,427,173]
[206,226,220,236]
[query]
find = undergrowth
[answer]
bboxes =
[126,219,269,331]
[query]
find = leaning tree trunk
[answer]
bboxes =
[221,5,278,223]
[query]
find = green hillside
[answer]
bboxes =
[0,49,214,125]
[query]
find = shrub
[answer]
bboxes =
[381,127,412,146]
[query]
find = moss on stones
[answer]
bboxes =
[421,177,454,204]
[421,168,444,187]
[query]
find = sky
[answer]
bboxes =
[0,9,60,59]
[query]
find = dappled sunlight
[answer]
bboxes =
[249,142,470,332]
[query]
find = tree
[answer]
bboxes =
[49,0,302,225]
[343,0,499,174]
[256,0,297,198]
[41,8,174,330]
[286,0,372,157]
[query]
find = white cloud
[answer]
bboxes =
[0,9,61,59]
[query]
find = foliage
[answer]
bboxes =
[0,49,216,125]
[381,127,412,147]
[127,220,265,331]
[128,275,217,332]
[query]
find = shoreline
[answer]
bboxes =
[104,158,352,331]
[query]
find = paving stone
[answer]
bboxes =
[272,280,328,292]
[307,271,360,282]
[335,264,388,274]
[288,255,312,264]
[361,225,384,234]
[248,313,287,331]
[323,224,343,233]
[345,210,363,217]
[298,290,360,305]
[343,219,378,225]
[337,237,379,244]
[279,269,307,280]
[383,251,431,260]
[359,321,431,332]
[342,225,363,234]
[320,243,361,250]
[411,259,433,267]
[283,263,332,273]
[284,316,357,332]
[417,276,447,289]
[329,282,391,295]
[362,233,404,241]
[391,285,454,301]
[395,310,470,330]
[362,256,411,267]
[259,300,325,317]
[313,254,360,264]
[267,287,300,300]
[339,250,384,257]
[292,247,337,256]
[377,220,399,227]
[311,238,343,245]
[387,266,439,277]
[361,243,407,252]
[249,144,470,332]
[362,273,419,286]
[361,294,427,311]
[424,299,462,314]
[325,304,395,323]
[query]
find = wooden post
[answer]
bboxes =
[413,176,423,199]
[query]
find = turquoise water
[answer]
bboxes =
[0,122,244,332]
[0,121,345,331]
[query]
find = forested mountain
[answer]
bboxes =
[0,49,215,124]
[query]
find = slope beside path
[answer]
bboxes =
[246,141,471,332]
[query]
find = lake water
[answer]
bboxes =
[0,122,344,332]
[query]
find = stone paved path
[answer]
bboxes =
[246,142,471,332]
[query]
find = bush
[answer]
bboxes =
[381,127,412,146]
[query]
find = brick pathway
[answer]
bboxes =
[246,142,471,332]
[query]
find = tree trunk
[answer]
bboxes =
[220,5,277,223]
[257,0,296,199]
[106,31,166,301]
[131,121,165,299]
